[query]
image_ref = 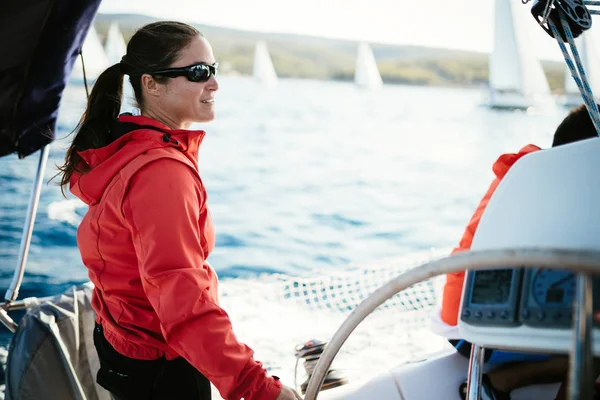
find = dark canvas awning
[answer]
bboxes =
[0,0,102,159]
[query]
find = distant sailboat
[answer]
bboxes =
[486,0,552,110]
[354,42,383,89]
[562,31,600,107]
[104,22,127,65]
[102,22,137,113]
[253,41,278,85]
[70,25,110,85]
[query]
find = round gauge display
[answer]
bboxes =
[532,268,576,307]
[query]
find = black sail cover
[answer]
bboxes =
[0,0,103,159]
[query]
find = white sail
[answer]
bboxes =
[253,41,278,85]
[487,0,551,109]
[104,23,127,65]
[102,22,137,113]
[563,31,600,106]
[354,42,383,89]
[70,25,110,85]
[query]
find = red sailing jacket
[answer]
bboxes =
[71,114,282,400]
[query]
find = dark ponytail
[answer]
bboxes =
[58,63,124,193]
[57,21,200,194]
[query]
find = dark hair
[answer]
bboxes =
[552,104,599,147]
[58,21,200,193]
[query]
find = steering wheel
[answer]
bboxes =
[302,248,600,400]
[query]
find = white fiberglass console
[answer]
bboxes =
[458,137,600,354]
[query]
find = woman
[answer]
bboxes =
[59,21,301,400]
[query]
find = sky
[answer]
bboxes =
[98,0,589,62]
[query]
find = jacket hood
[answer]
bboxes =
[70,114,206,205]
[492,144,541,179]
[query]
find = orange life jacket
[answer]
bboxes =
[440,144,541,326]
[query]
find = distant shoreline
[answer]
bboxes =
[94,13,566,93]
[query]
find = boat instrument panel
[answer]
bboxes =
[459,267,600,354]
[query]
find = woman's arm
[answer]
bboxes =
[123,158,282,400]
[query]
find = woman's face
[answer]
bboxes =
[149,35,219,128]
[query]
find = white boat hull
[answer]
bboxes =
[318,349,560,400]
[485,91,535,110]
[559,93,600,109]
[484,91,554,111]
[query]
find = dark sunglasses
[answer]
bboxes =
[148,62,218,82]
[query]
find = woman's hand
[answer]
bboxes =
[276,385,303,400]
